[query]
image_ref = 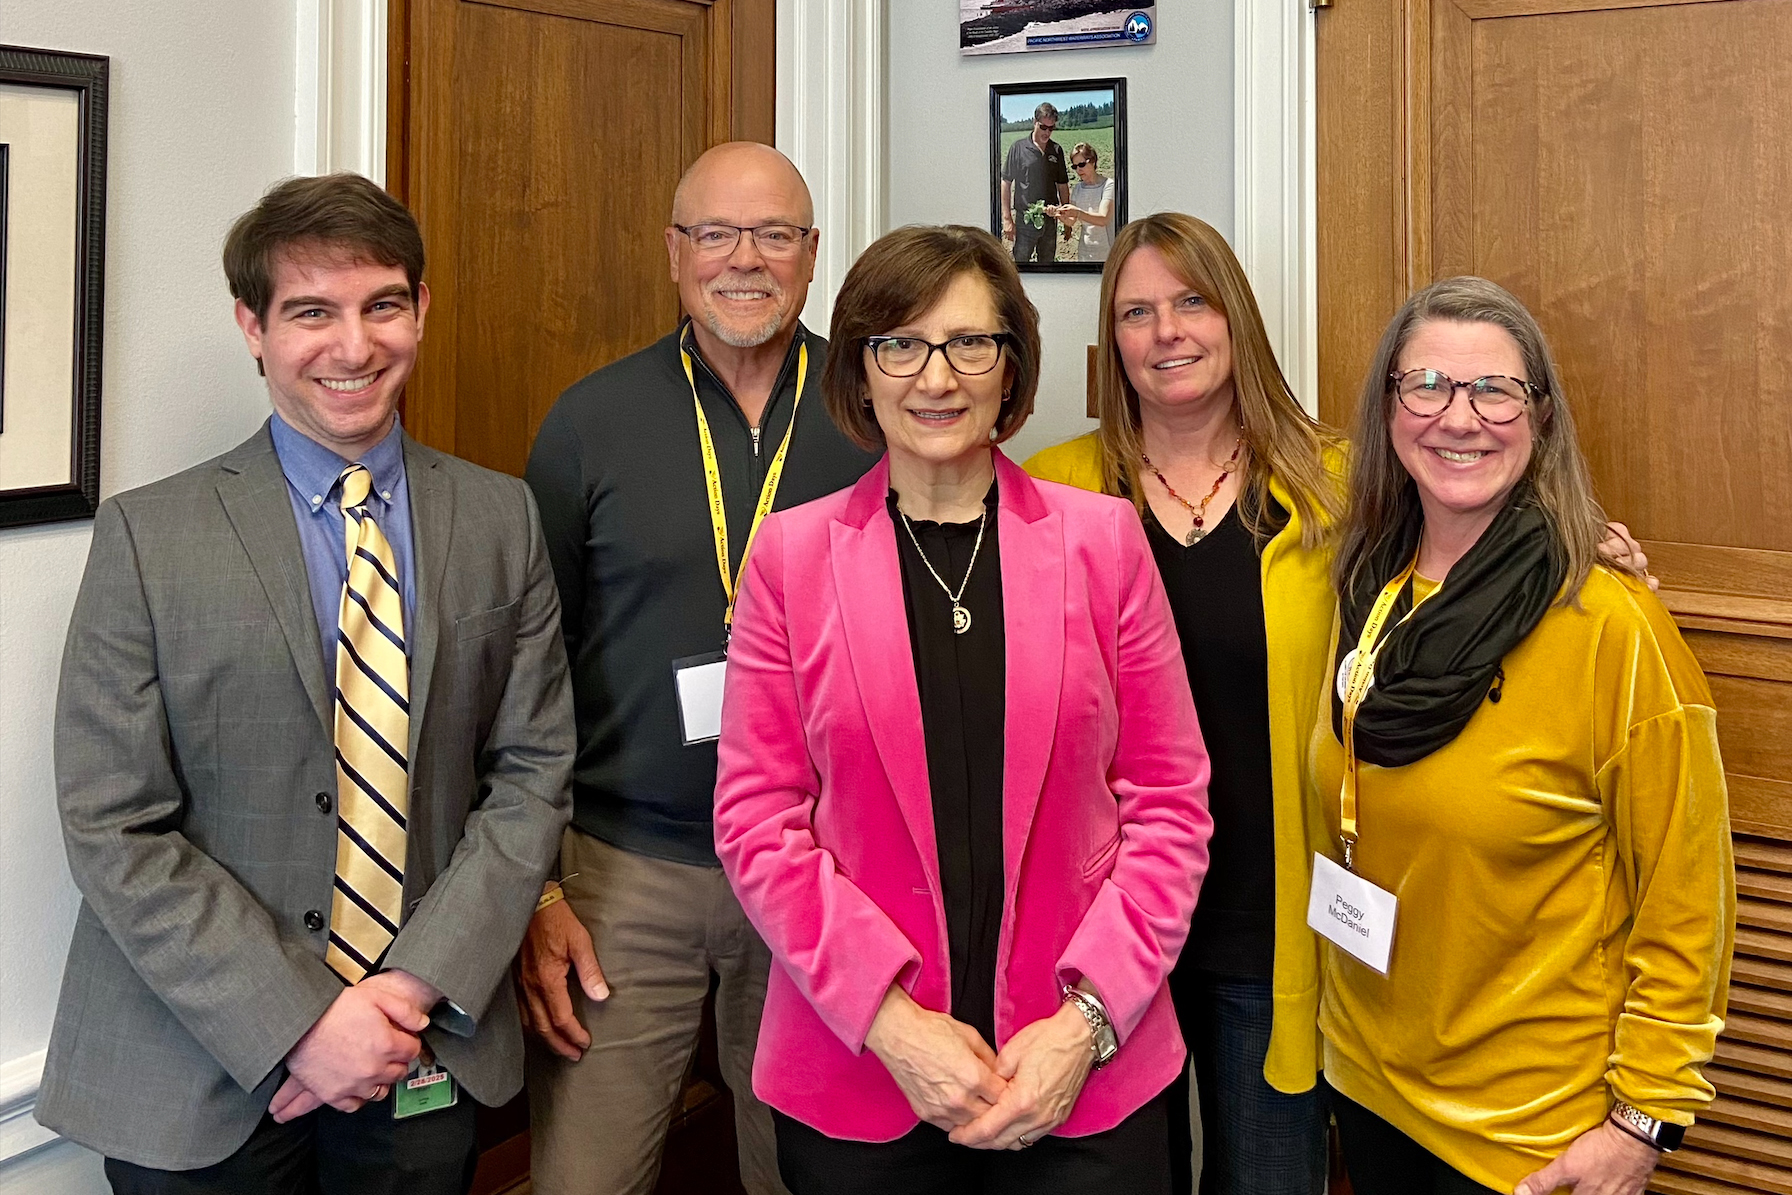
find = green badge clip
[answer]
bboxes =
[392,1051,458,1120]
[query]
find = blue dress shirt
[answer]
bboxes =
[269,413,418,665]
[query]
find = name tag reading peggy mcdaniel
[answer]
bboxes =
[1306,853,1398,975]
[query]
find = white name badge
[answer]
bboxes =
[672,651,728,745]
[1307,852,1398,975]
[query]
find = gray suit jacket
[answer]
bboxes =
[35,423,574,1169]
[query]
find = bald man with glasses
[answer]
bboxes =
[519,142,877,1194]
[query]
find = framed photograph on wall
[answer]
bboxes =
[962,3,1156,56]
[989,78,1126,274]
[0,44,107,530]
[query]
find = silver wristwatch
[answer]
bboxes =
[1610,1101,1686,1152]
[1062,985,1118,1069]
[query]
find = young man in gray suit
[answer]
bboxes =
[35,173,574,1193]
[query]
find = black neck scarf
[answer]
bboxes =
[1330,481,1566,767]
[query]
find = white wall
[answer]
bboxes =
[885,0,1235,463]
[0,1,298,1186]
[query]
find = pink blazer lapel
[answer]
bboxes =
[831,458,943,899]
[992,452,1064,897]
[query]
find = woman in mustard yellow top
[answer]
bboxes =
[1027,213,1343,1195]
[1313,277,1733,1195]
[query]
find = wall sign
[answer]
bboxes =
[962,3,1156,56]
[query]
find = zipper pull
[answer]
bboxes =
[751,426,762,456]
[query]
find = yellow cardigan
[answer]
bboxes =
[1024,432,1336,1095]
[1309,568,1734,1189]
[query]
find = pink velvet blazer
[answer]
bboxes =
[714,450,1213,1142]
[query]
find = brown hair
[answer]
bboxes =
[224,173,425,322]
[1092,212,1342,548]
[1333,276,1615,604]
[823,224,1041,452]
[1071,142,1099,168]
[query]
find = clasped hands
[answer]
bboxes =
[863,984,1096,1151]
[268,969,440,1123]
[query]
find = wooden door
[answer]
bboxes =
[390,0,775,478]
[1317,3,1792,1192]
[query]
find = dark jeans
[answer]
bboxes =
[1328,1086,1502,1195]
[1011,219,1059,263]
[1167,973,1326,1195]
[104,1094,478,1195]
[773,1089,1171,1195]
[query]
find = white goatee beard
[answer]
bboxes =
[703,306,786,348]
[701,271,788,347]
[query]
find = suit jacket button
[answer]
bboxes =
[304,910,325,932]
[315,792,333,814]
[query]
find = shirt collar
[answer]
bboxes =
[679,318,808,397]
[269,412,407,516]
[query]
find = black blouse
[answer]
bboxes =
[1146,501,1278,979]
[889,483,1006,1046]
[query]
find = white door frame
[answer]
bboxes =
[1234,3,1321,416]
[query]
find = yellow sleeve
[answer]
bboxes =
[1594,583,1735,1123]
[1022,433,1105,493]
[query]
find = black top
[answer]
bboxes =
[1001,135,1069,212]
[890,483,1006,1046]
[1147,502,1277,978]
[526,324,879,865]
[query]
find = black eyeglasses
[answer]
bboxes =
[1036,122,1057,133]
[1389,369,1538,425]
[1072,159,1093,169]
[673,223,813,259]
[865,333,1013,378]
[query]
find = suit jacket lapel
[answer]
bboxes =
[832,459,943,899]
[215,424,332,736]
[994,453,1063,897]
[402,435,450,764]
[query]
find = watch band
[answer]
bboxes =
[1610,1101,1686,1152]
[1061,986,1118,1069]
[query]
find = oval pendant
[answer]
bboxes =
[1184,526,1207,546]
[952,604,972,634]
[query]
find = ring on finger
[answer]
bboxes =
[1017,1132,1034,1148]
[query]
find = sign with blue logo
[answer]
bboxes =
[961,2,1158,56]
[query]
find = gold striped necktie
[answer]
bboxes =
[326,463,410,983]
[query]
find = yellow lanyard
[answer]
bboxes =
[680,328,808,633]
[1339,554,1434,870]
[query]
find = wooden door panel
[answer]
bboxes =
[1428,0,1792,569]
[395,0,771,477]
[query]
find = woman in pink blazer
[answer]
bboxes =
[714,224,1213,1194]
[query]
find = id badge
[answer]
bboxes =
[392,1050,458,1120]
[672,651,728,745]
[1306,852,1398,975]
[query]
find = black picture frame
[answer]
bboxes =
[0,44,107,529]
[989,77,1127,275]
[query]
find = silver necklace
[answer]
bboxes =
[899,506,988,635]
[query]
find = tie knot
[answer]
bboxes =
[338,464,374,513]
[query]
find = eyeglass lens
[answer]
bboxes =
[873,336,1004,377]
[1394,369,1530,424]
[681,224,809,258]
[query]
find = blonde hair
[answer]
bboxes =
[1092,213,1341,548]
[1334,276,1614,604]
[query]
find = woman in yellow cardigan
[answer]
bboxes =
[1026,213,1342,1195]
[1314,277,1733,1194]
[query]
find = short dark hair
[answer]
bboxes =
[1034,102,1060,124]
[823,224,1040,452]
[223,173,425,322]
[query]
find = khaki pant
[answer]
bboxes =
[526,830,787,1195]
